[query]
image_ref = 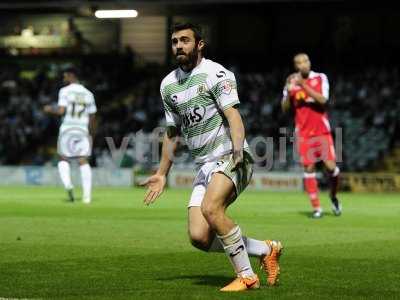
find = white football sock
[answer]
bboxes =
[243,237,271,257]
[80,163,92,201]
[217,225,255,277]
[58,161,73,190]
[209,235,270,257]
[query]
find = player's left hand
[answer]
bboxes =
[140,174,167,206]
[231,149,244,172]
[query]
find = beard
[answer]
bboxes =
[176,47,200,71]
[300,70,310,78]
[299,68,310,79]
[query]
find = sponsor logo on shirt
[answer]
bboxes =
[216,70,226,78]
[181,105,206,128]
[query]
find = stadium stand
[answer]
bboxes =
[0,57,399,172]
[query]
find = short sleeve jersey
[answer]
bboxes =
[160,58,251,163]
[58,83,96,132]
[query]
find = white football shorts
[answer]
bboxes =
[57,127,92,158]
[188,152,253,208]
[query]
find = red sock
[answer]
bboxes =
[304,173,321,210]
[329,167,340,198]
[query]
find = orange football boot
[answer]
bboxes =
[260,240,283,286]
[220,274,260,292]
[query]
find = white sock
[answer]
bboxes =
[209,236,270,257]
[217,225,255,277]
[80,163,92,201]
[243,237,271,257]
[58,161,73,190]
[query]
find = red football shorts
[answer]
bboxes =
[296,134,336,166]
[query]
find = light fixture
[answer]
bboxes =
[95,10,138,19]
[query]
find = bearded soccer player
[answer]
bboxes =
[282,53,341,218]
[141,23,283,291]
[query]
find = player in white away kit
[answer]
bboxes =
[44,67,96,203]
[141,23,283,292]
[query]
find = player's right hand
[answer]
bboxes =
[43,105,53,114]
[140,174,167,206]
[231,149,244,172]
[286,73,296,91]
[286,73,297,82]
[292,73,305,86]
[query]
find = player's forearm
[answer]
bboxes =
[89,115,96,136]
[301,83,326,104]
[156,132,178,176]
[281,96,291,112]
[45,105,66,116]
[225,108,245,153]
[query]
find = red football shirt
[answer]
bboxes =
[283,71,331,138]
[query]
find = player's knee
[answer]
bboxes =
[328,165,340,176]
[201,200,223,224]
[78,157,88,165]
[305,164,315,173]
[189,230,211,251]
[200,201,214,219]
[326,161,337,173]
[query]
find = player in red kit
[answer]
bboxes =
[282,53,341,218]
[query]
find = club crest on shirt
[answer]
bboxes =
[197,84,207,95]
[295,91,306,101]
[220,80,234,95]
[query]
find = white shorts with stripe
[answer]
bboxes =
[188,152,253,208]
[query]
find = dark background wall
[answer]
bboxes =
[0,1,398,69]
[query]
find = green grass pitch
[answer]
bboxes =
[0,186,399,299]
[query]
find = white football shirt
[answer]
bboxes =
[58,83,97,132]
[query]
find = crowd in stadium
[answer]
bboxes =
[0,57,399,171]
[235,66,400,171]
[0,57,132,165]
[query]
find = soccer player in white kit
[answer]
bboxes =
[141,23,283,292]
[44,67,96,203]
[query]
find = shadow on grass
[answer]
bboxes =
[298,211,313,218]
[158,274,232,287]
[298,210,337,218]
